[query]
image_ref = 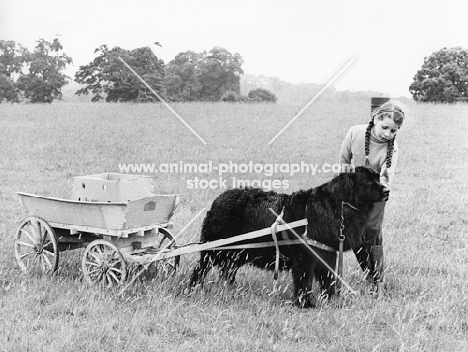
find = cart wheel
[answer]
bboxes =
[82,240,127,287]
[14,216,59,274]
[155,228,180,278]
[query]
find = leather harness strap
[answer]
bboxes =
[213,238,335,252]
[270,208,284,280]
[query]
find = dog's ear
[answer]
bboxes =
[331,172,356,202]
[353,166,366,183]
[334,172,355,191]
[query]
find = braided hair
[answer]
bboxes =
[365,101,405,169]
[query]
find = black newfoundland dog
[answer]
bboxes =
[189,166,389,307]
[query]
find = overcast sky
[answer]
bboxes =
[1,0,467,97]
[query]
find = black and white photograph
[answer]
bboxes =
[1,0,467,350]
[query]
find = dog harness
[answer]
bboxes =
[208,202,360,292]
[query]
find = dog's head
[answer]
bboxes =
[353,166,390,203]
[330,166,389,207]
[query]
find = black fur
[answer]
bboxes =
[189,166,389,308]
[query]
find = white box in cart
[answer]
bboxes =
[72,173,154,202]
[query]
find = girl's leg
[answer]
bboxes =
[354,202,386,283]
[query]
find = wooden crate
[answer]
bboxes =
[72,173,154,202]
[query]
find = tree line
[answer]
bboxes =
[0,39,276,104]
[1,38,467,103]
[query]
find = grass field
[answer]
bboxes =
[0,99,467,351]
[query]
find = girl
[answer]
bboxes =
[339,100,405,293]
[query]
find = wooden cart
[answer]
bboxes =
[14,171,315,288]
[14,192,181,286]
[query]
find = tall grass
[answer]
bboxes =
[0,99,467,351]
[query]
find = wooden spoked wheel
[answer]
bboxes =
[14,216,59,274]
[82,239,127,287]
[154,228,180,279]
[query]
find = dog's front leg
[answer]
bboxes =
[315,251,338,298]
[292,259,316,308]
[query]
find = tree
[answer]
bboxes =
[409,47,468,103]
[248,88,277,102]
[15,38,72,103]
[0,40,29,102]
[0,40,29,78]
[0,73,17,102]
[164,51,202,101]
[75,45,165,102]
[197,47,244,101]
[164,47,244,102]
